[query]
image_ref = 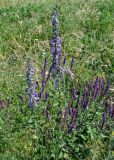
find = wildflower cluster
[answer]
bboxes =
[26,59,40,109]
[24,10,114,159]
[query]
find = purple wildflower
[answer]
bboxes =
[31,81,40,106]
[93,77,100,100]
[93,87,99,100]
[52,11,59,38]
[68,122,76,133]
[101,111,107,129]
[102,98,106,108]
[71,108,78,121]
[82,98,89,109]
[50,11,61,67]
[99,78,103,92]
[81,87,89,109]
[100,79,105,96]
[103,80,110,96]
[56,36,61,66]
[26,58,35,88]
[26,59,40,109]
[46,63,54,82]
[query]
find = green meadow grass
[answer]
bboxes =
[0,0,114,159]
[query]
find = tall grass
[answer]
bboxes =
[0,0,114,159]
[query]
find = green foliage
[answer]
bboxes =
[0,0,114,159]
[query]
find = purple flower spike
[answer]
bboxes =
[95,76,99,85]
[92,77,101,100]
[102,98,106,108]
[46,63,54,82]
[51,11,61,67]
[26,58,35,88]
[101,111,107,129]
[68,122,76,133]
[103,80,110,96]
[26,59,39,109]
[81,97,89,109]
[72,108,78,121]
[93,87,99,100]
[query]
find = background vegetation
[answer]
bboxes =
[0,0,114,159]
